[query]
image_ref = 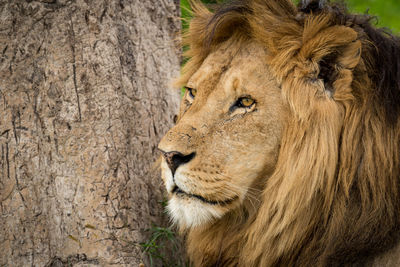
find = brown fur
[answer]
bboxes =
[161,0,400,266]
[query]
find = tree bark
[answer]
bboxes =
[0,0,181,266]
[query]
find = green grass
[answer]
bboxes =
[141,226,188,267]
[140,226,176,266]
[181,0,400,33]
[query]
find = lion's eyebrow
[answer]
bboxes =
[186,81,196,89]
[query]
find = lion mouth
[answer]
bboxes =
[172,185,238,206]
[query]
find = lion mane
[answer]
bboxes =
[173,0,400,266]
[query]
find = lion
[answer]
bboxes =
[158,0,400,266]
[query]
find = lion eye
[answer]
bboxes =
[236,97,255,108]
[185,87,197,98]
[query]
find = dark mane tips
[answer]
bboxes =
[299,0,329,14]
[360,23,400,124]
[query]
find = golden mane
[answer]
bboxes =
[178,0,400,265]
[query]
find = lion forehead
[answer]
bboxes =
[188,41,271,97]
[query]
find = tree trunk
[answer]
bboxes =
[0,0,181,266]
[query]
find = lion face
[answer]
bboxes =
[158,41,286,228]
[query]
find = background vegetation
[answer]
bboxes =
[348,0,400,32]
[181,0,400,33]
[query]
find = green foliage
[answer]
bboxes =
[141,226,188,267]
[347,0,400,32]
[181,0,400,33]
[181,0,192,31]
[140,226,174,266]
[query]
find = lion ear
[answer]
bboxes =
[299,25,362,94]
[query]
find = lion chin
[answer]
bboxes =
[159,0,400,266]
[161,160,241,229]
[167,197,224,228]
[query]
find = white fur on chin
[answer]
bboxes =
[167,196,223,228]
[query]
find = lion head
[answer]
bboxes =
[159,39,285,228]
[158,0,400,266]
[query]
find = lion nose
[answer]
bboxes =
[161,150,195,176]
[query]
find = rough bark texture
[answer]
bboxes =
[0,0,181,266]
